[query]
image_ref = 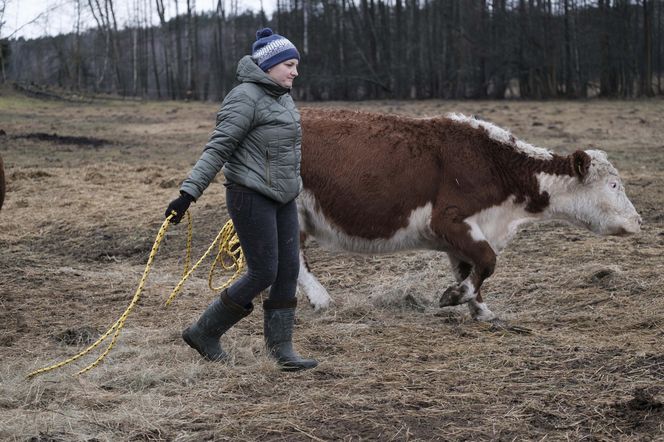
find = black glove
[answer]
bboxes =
[165,192,195,224]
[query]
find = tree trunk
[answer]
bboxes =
[88,0,111,91]
[173,0,185,99]
[641,0,654,96]
[105,0,125,95]
[156,0,175,98]
[563,0,575,97]
[186,0,198,100]
[150,24,161,98]
[132,25,139,96]
[214,0,226,99]
[599,0,611,96]
[75,0,83,90]
[657,0,662,94]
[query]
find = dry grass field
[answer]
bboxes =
[0,88,663,441]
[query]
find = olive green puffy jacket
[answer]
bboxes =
[180,55,302,203]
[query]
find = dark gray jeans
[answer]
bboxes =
[224,183,300,308]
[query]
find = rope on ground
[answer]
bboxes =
[26,212,244,379]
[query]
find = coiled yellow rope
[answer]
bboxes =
[26,211,244,379]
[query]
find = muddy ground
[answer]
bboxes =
[0,89,663,441]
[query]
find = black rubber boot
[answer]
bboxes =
[263,298,318,371]
[182,290,253,361]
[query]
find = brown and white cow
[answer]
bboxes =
[296,109,641,321]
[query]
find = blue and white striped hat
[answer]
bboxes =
[251,28,300,72]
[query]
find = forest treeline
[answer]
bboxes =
[2,0,663,101]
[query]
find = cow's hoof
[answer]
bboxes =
[302,287,332,311]
[308,297,330,311]
[468,301,496,322]
[311,303,329,312]
[472,309,497,322]
[439,286,466,307]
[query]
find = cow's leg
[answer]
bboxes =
[296,233,331,310]
[446,255,496,321]
[433,209,497,319]
[466,293,496,322]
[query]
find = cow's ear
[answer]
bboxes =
[572,150,591,181]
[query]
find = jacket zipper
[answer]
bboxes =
[266,149,271,187]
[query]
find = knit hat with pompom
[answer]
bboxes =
[251,28,300,72]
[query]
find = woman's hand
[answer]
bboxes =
[165,192,195,224]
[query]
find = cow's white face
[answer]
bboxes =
[539,150,642,236]
[579,150,641,235]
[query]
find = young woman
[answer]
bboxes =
[165,28,317,371]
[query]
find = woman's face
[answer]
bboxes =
[267,59,299,88]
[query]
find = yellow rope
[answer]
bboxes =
[208,223,245,291]
[26,211,244,379]
[163,218,244,306]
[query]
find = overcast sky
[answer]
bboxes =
[3,0,276,39]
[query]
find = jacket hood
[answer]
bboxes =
[236,55,290,96]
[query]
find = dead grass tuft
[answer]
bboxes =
[51,327,101,346]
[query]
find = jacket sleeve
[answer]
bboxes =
[180,89,256,200]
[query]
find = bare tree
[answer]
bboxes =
[657,0,662,93]
[1,0,66,83]
[173,0,185,98]
[185,0,198,99]
[87,0,124,93]
[212,0,226,99]
[0,0,8,82]
[156,0,177,98]
[148,0,162,97]
[73,0,83,89]
[640,0,654,96]
[132,0,140,95]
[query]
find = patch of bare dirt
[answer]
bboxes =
[13,132,112,147]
